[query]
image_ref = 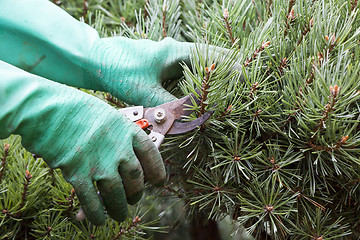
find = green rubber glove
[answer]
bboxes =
[0,0,194,107]
[0,60,166,225]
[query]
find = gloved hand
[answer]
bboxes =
[84,36,194,107]
[0,60,165,225]
[0,0,194,107]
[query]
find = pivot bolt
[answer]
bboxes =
[154,108,166,123]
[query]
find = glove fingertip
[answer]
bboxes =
[127,191,143,205]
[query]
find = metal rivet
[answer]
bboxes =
[154,108,166,123]
[151,136,157,142]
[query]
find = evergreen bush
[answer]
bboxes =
[1,0,359,239]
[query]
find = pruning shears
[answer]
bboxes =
[118,92,214,148]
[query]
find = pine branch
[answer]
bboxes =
[286,0,296,18]
[223,9,236,46]
[266,0,273,17]
[284,9,296,37]
[284,0,296,37]
[200,64,215,115]
[285,34,337,129]
[66,188,76,217]
[111,216,142,240]
[82,0,88,20]
[307,135,349,153]
[15,170,32,218]
[244,41,270,67]
[278,57,288,75]
[351,0,358,12]
[309,85,340,143]
[143,0,150,20]
[296,18,313,47]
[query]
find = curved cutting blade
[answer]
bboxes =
[166,110,214,135]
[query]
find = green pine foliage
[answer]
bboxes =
[161,0,360,239]
[0,136,165,239]
[1,0,359,239]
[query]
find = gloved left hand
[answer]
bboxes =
[0,60,166,226]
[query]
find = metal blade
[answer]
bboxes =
[180,89,203,118]
[166,110,214,135]
[143,90,212,136]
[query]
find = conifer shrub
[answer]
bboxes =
[1,0,359,239]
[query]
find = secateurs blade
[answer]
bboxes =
[118,92,214,148]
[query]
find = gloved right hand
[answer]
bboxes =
[0,0,193,107]
[0,60,166,225]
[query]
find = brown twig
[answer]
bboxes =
[200,64,215,115]
[105,93,125,108]
[66,189,76,217]
[44,227,52,237]
[284,9,296,37]
[0,143,9,182]
[278,33,337,137]
[163,184,184,198]
[111,216,142,240]
[284,0,296,37]
[244,41,270,67]
[308,135,349,152]
[278,57,288,75]
[219,105,233,118]
[280,181,326,211]
[249,82,259,99]
[309,85,340,143]
[143,0,150,20]
[253,109,262,118]
[162,2,167,38]
[223,9,236,45]
[15,170,32,218]
[286,0,296,18]
[266,0,273,17]
[82,0,88,20]
[351,0,358,12]
[296,18,313,46]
